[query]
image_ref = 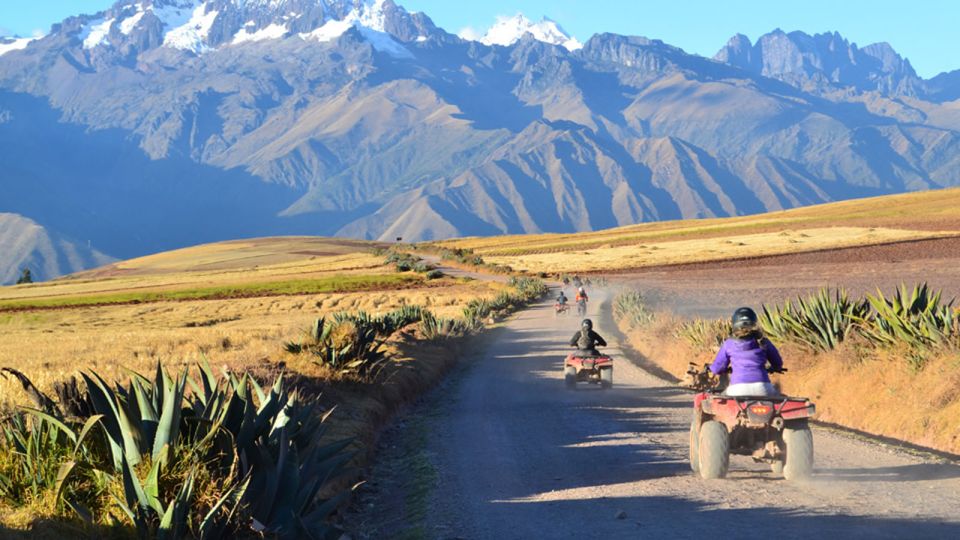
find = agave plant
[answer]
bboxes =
[419,312,469,340]
[290,314,390,378]
[858,283,955,350]
[508,277,549,300]
[759,288,869,352]
[384,251,423,273]
[1,362,355,539]
[381,305,426,334]
[0,410,79,503]
[462,298,493,328]
[675,318,731,351]
[489,292,516,311]
[614,291,654,329]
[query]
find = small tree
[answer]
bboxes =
[16,268,32,284]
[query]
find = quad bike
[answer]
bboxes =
[555,302,570,316]
[685,362,816,481]
[564,349,613,389]
[576,299,587,316]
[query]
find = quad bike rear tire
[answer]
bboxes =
[600,367,613,389]
[783,421,814,480]
[564,366,577,389]
[689,415,701,474]
[698,421,729,479]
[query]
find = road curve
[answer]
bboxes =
[351,288,960,539]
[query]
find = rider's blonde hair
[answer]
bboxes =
[733,324,762,339]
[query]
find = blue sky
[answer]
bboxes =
[1,0,957,77]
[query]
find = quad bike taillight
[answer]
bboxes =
[749,404,771,415]
[743,401,775,424]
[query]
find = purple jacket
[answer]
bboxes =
[710,337,783,385]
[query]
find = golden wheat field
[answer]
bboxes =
[0,237,504,410]
[435,188,960,273]
[486,227,951,273]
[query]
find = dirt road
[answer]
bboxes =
[348,289,960,539]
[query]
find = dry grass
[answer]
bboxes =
[0,281,503,411]
[435,188,960,273]
[619,315,960,455]
[483,227,954,273]
[0,237,506,411]
[0,237,522,534]
[1,238,389,302]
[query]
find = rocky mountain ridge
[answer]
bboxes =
[1,0,959,281]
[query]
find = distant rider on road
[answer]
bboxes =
[570,319,607,357]
[575,287,588,303]
[710,307,783,396]
[557,291,568,306]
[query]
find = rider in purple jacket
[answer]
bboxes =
[710,307,783,396]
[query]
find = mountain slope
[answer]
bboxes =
[0,214,115,284]
[1,0,960,263]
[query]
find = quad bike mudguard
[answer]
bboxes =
[565,354,613,371]
[564,353,613,388]
[696,393,816,428]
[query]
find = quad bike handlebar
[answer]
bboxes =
[683,362,787,391]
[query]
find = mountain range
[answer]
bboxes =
[1,0,959,282]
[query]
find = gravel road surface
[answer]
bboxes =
[347,288,960,539]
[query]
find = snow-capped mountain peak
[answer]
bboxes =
[68,0,417,57]
[477,13,582,52]
[300,0,414,58]
[0,36,39,57]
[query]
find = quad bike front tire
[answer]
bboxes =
[689,415,701,474]
[698,421,729,479]
[600,367,613,389]
[783,420,814,480]
[770,460,784,476]
[564,366,577,389]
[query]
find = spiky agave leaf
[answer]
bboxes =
[82,372,142,470]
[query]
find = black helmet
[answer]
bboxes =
[731,307,758,334]
[581,319,593,330]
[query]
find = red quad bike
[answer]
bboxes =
[564,350,613,389]
[555,302,570,316]
[685,363,816,480]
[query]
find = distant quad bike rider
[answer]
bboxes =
[569,319,607,357]
[575,287,588,303]
[575,287,589,315]
[557,291,568,306]
[710,307,784,397]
